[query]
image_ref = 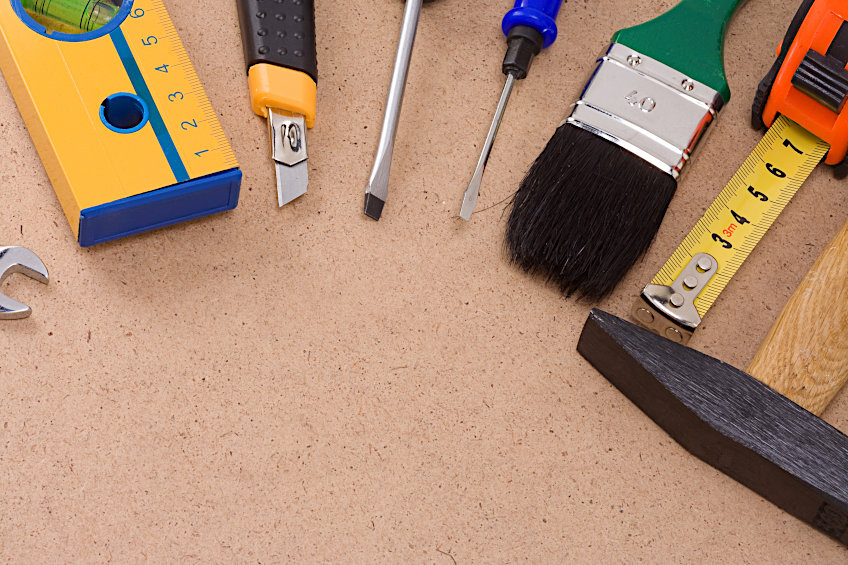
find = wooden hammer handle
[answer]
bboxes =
[747,220,848,416]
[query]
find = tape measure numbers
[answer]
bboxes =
[633,115,829,343]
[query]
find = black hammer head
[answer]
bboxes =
[577,309,848,545]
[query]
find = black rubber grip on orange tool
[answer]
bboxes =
[236,0,318,83]
[792,49,848,113]
[752,0,815,130]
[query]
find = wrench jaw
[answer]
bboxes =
[0,294,33,320]
[0,246,49,320]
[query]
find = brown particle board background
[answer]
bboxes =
[0,0,846,562]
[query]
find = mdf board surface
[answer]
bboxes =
[0,0,846,562]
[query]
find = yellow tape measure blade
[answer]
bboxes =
[640,115,829,339]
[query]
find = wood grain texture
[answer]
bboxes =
[748,221,848,415]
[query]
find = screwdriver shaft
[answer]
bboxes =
[457,0,564,220]
[364,0,424,220]
[460,73,516,220]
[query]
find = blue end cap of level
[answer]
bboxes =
[78,168,242,247]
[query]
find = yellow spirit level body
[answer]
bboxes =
[0,0,240,246]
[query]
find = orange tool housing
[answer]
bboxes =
[761,0,848,165]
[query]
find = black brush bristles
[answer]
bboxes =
[506,123,678,300]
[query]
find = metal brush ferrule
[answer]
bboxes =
[566,43,724,179]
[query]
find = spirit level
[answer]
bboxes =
[0,0,240,246]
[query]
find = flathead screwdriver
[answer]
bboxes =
[459,0,563,220]
[364,0,434,221]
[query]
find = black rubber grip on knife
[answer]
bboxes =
[236,0,318,83]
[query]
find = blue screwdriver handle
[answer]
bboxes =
[499,0,563,79]
[502,0,563,49]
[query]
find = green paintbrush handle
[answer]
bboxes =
[612,0,744,103]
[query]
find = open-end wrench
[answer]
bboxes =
[0,246,48,319]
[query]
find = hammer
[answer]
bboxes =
[577,219,848,544]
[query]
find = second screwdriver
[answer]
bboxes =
[459,0,563,220]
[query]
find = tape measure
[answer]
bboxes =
[632,115,829,343]
[0,0,240,246]
[631,0,847,344]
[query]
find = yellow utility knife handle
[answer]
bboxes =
[248,64,316,127]
[236,0,317,127]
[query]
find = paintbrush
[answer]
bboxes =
[505,0,743,299]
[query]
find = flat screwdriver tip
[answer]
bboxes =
[459,173,482,221]
[363,193,386,221]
